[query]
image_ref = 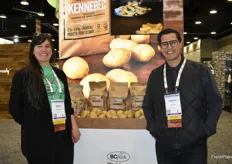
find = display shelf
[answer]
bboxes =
[76,118,147,129]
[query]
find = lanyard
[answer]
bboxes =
[164,58,187,94]
[45,69,62,94]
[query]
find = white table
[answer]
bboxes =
[74,128,158,164]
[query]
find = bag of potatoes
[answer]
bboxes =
[68,83,86,116]
[89,81,107,110]
[130,82,146,111]
[109,82,129,110]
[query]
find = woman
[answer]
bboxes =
[8,33,81,164]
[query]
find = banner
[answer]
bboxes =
[59,0,183,96]
[63,0,110,39]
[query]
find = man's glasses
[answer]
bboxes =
[160,40,179,49]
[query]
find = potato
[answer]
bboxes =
[80,110,88,118]
[119,114,127,118]
[89,112,98,118]
[112,115,119,119]
[103,48,131,68]
[109,109,117,116]
[126,110,134,118]
[158,45,161,52]
[80,73,110,98]
[63,57,89,79]
[135,111,142,118]
[98,114,106,118]
[117,110,124,116]
[96,108,103,116]
[110,38,137,51]
[132,44,155,62]
[116,35,131,40]
[131,35,150,44]
[139,109,144,115]
[139,115,145,119]
[106,111,113,118]
[106,69,138,87]
[91,107,99,113]
[102,111,107,115]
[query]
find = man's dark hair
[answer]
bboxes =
[157,28,182,45]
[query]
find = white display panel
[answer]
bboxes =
[74,129,158,164]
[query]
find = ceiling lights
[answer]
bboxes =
[52,39,55,41]
[14,35,19,38]
[195,21,202,24]
[0,14,7,19]
[210,9,217,14]
[20,24,26,28]
[38,12,45,16]
[184,32,187,35]
[21,0,29,5]
[28,39,32,42]
[53,23,58,26]
[194,37,199,40]
[211,31,216,35]
[14,38,19,43]
[186,42,190,44]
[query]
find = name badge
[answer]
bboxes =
[164,93,182,128]
[51,100,66,125]
[164,93,182,116]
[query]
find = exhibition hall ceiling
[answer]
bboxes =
[0,0,232,49]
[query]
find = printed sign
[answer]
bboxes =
[63,0,110,39]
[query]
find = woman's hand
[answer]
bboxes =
[72,125,81,143]
[71,115,81,143]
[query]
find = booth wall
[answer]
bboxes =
[0,43,29,112]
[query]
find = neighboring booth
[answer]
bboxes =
[0,43,29,113]
[58,0,184,163]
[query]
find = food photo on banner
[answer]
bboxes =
[59,0,183,118]
[111,0,163,35]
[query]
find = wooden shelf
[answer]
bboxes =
[76,118,147,129]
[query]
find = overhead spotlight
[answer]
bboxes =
[184,32,187,35]
[14,38,19,43]
[52,39,55,41]
[211,31,216,35]
[28,39,32,42]
[186,42,191,44]
[0,14,7,19]
[228,0,232,2]
[209,9,217,14]
[14,35,19,38]
[21,0,29,5]
[53,23,58,26]
[38,12,45,17]
[54,49,57,51]
[231,22,232,25]
[195,21,202,24]
[194,37,198,40]
[20,24,26,28]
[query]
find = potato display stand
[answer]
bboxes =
[76,117,146,129]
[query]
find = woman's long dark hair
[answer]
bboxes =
[25,33,56,110]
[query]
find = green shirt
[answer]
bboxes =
[42,66,65,110]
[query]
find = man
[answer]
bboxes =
[142,28,222,164]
